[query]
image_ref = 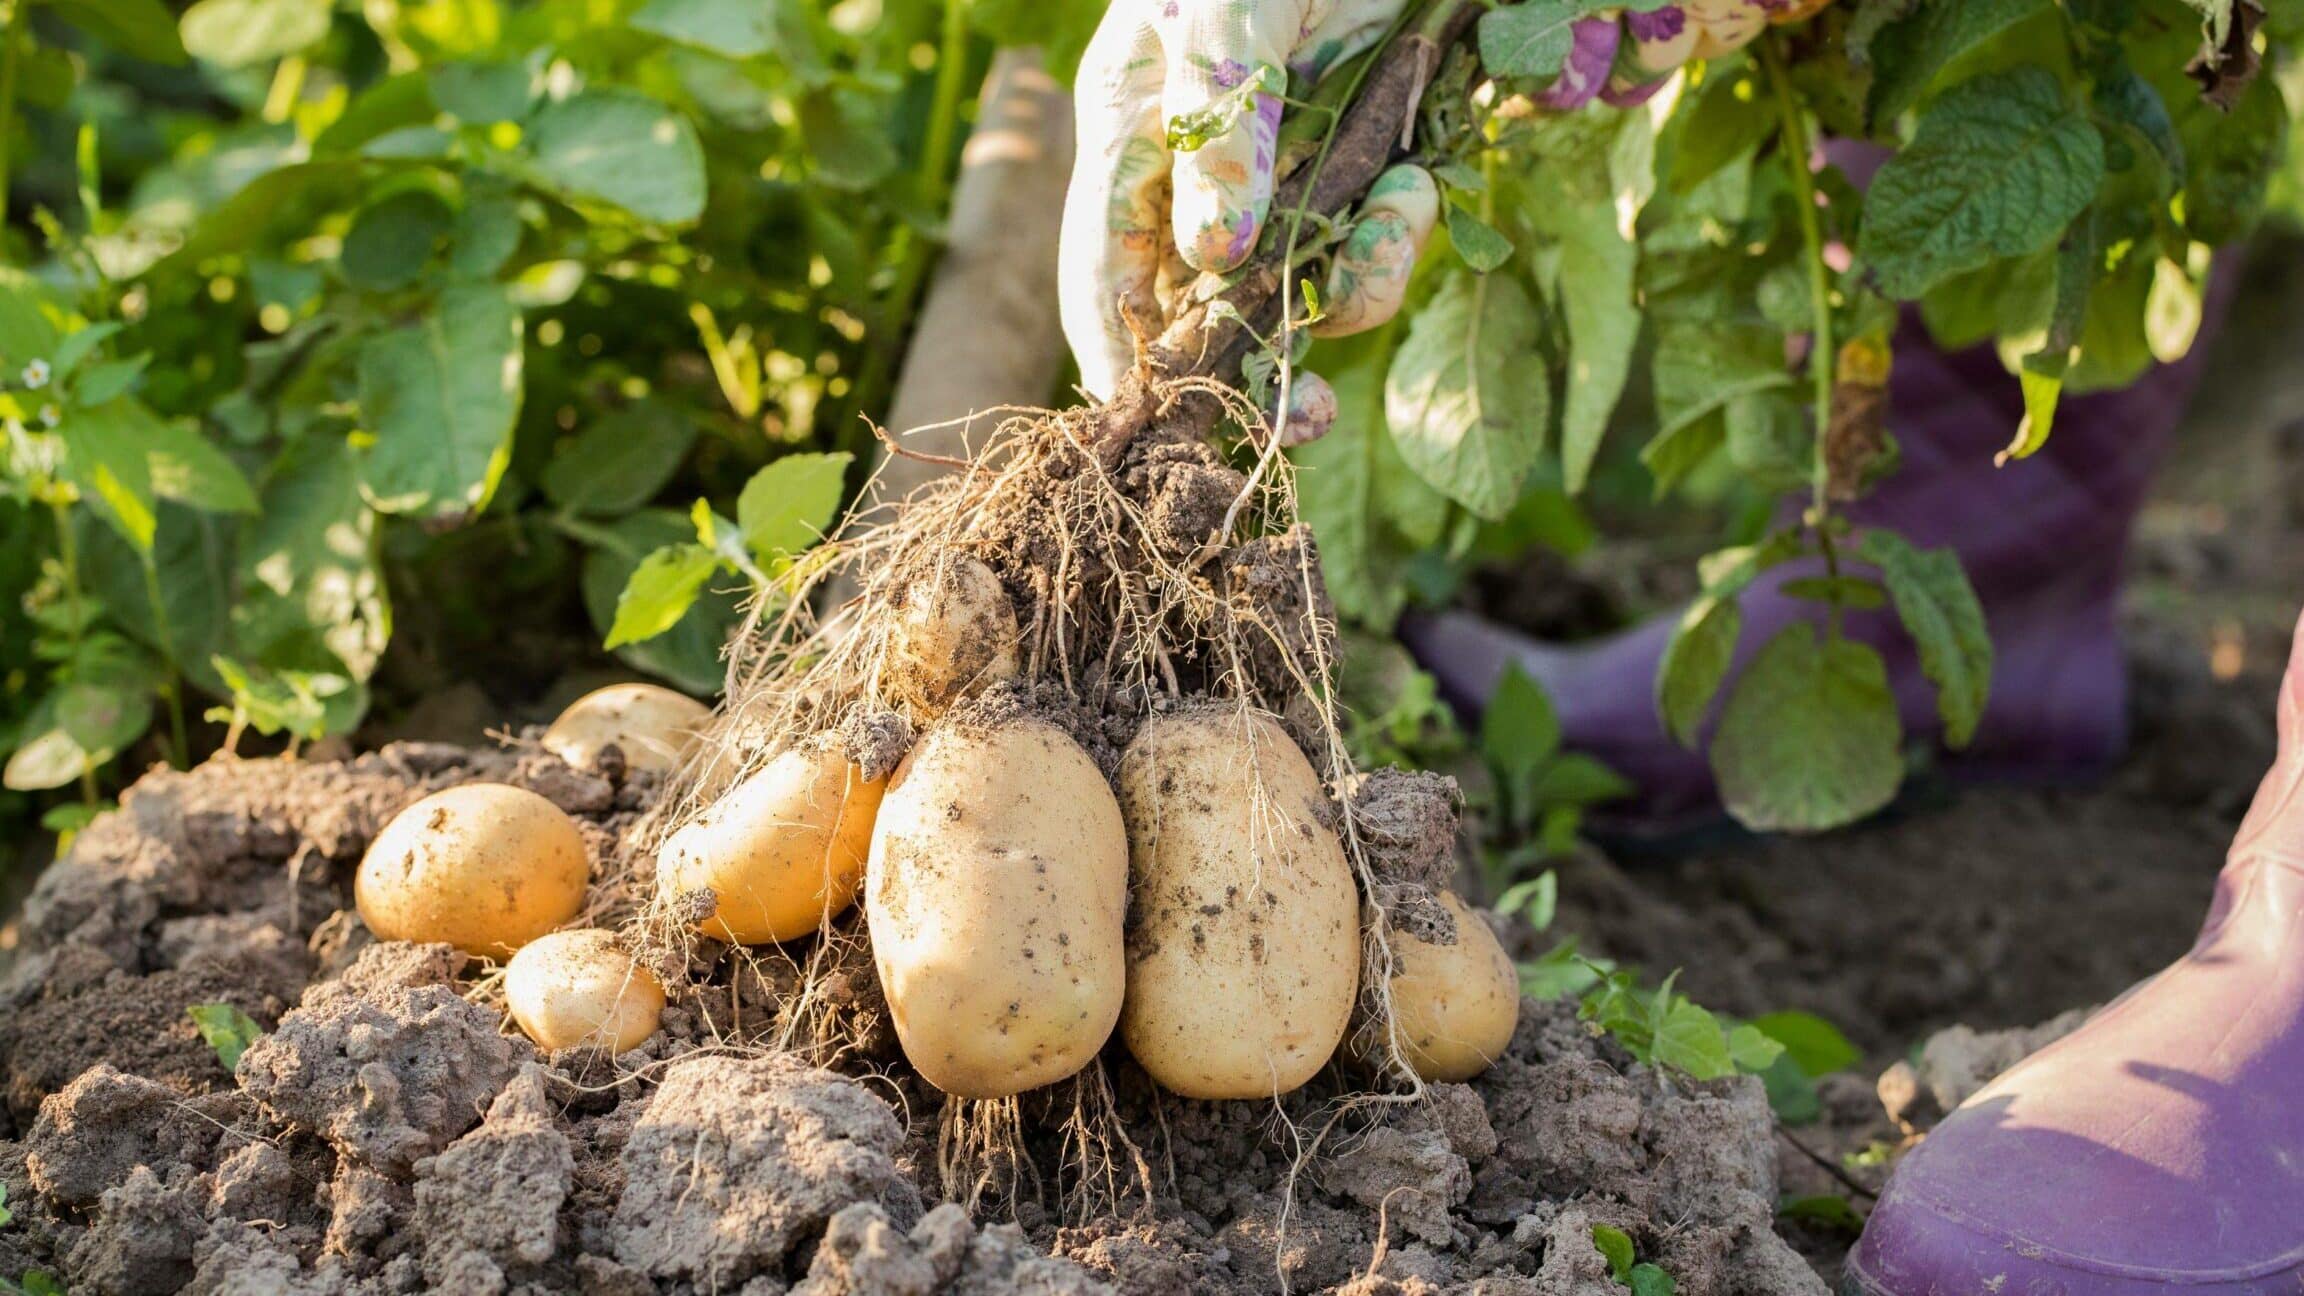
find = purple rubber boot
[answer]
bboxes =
[1402,279,2231,828]
[1846,608,2304,1294]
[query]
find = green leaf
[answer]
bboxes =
[1589,1224,1636,1282]
[2178,70,2287,246]
[735,450,852,561]
[1656,596,1739,748]
[1761,1052,1824,1124]
[542,401,698,516]
[356,284,524,518]
[1711,624,1903,833]
[186,1002,264,1071]
[342,190,453,292]
[1637,412,1723,496]
[430,60,535,124]
[1857,530,1993,747]
[1530,753,1633,808]
[1629,1263,1679,1296]
[1546,203,1638,494]
[1482,662,1560,792]
[605,543,720,649]
[525,91,707,225]
[798,88,900,191]
[148,419,260,513]
[1496,871,1558,931]
[51,0,188,64]
[581,510,739,693]
[1857,69,2104,299]
[1864,0,2050,124]
[1385,270,1546,520]
[1445,204,1514,272]
[1651,995,1737,1080]
[1780,1193,1867,1234]
[1750,1010,1862,1077]
[450,190,525,278]
[1670,63,1773,195]
[209,656,359,739]
[633,0,780,58]
[63,400,160,550]
[1727,1022,1787,1073]
[236,434,389,684]
[179,0,331,67]
[73,355,149,405]
[1479,0,1607,80]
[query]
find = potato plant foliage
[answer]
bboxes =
[1297,0,2302,830]
[0,0,1099,833]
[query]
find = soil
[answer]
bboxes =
[0,743,1819,1295]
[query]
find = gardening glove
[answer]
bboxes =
[1060,0,1440,442]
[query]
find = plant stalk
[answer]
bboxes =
[1760,35,1844,635]
[0,0,30,226]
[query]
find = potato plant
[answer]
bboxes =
[0,0,1100,840]
[1294,0,2303,832]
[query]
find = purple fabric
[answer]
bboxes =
[1403,258,2237,827]
[1848,612,2304,1292]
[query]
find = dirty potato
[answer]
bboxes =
[1116,709,1359,1099]
[542,682,712,774]
[356,783,592,958]
[1382,891,1519,1082]
[882,554,1019,715]
[866,716,1127,1098]
[505,927,666,1053]
[655,742,887,945]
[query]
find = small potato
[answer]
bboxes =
[883,555,1019,714]
[505,928,666,1053]
[868,717,1128,1098]
[542,683,712,774]
[656,743,886,944]
[357,784,591,958]
[1382,892,1520,1082]
[1117,710,1360,1100]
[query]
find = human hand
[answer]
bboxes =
[1060,0,1427,422]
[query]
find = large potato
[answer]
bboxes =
[1382,892,1520,1082]
[656,743,886,944]
[882,555,1019,715]
[543,683,712,774]
[867,717,1127,1098]
[357,783,591,957]
[505,928,666,1053]
[1117,710,1359,1099]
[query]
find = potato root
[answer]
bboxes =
[1116,710,1359,1099]
[356,783,591,957]
[505,927,666,1052]
[882,554,1019,715]
[1384,892,1520,1082]
[543,683,711,774]
[867,716,1127,1098]
[656,743,887,945]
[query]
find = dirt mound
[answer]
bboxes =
[0,747,1831,1294]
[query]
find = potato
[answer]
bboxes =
[505,928,666,1053]
[357,783,592,957]
[656,743,886,944]
[1382,892,1520,1082]
[1116,710,1359,1099]
[542,683,712,774]
[883,555,1019,714]
[867,717,1127,1098]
